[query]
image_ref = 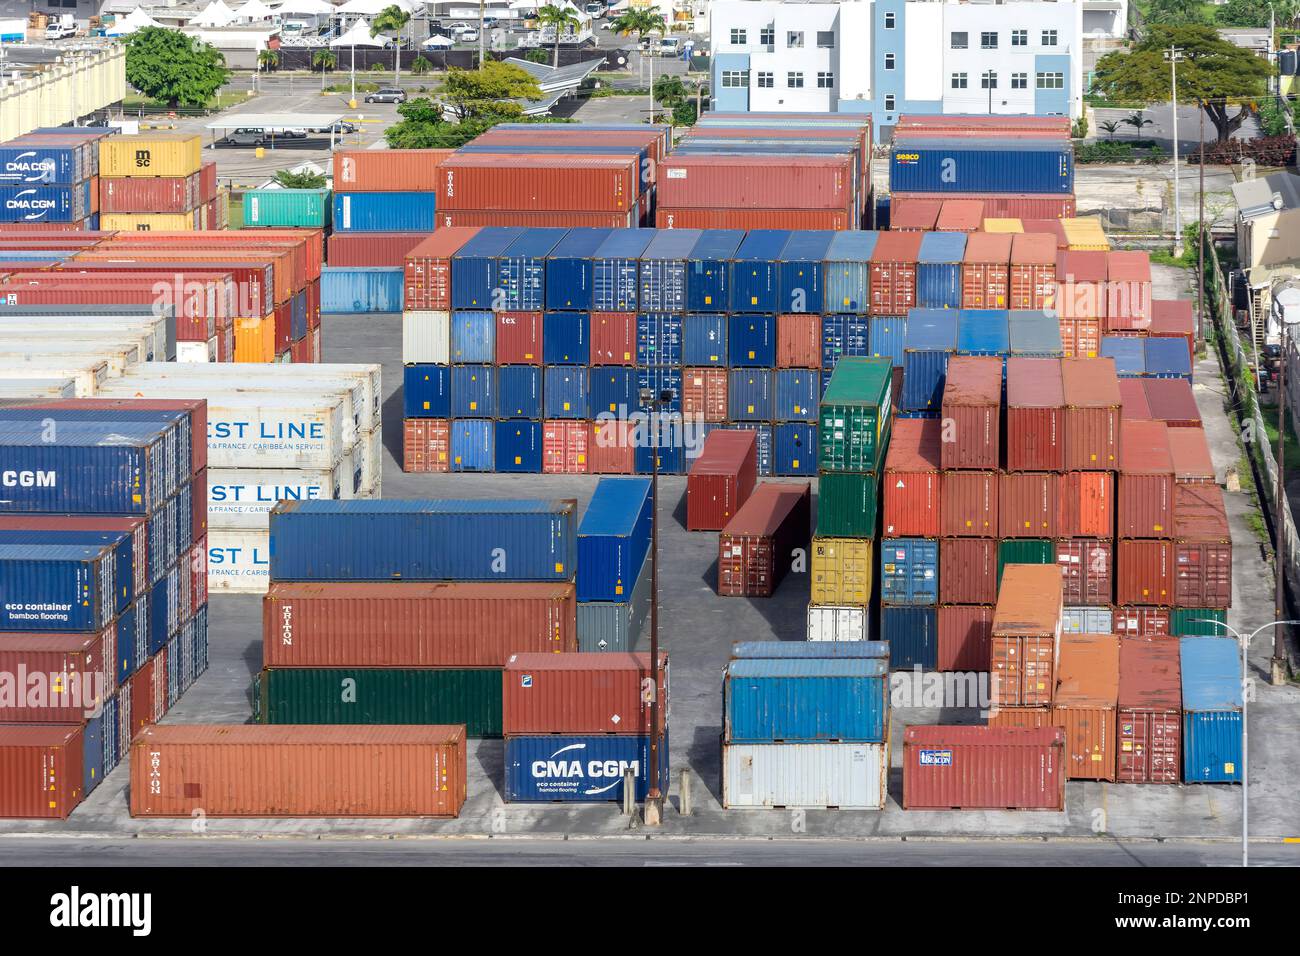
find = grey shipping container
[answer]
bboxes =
[575,549,652,652]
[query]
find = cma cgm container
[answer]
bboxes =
[268,499,577,582]
[723,742,887,810]
[991,564,1063,708]
[0,725,85,818]
[1180,636,1242,783]
[577,477,653,601]
[940,355,1002,470]
[1061,357,1121,471]
[902,309,959,412]
[718,481,811,597]
[916,231,967,309]
[1051,633,1120,781]
[724,657,889,743]
[504,733,668,802]
[823,230,878,314]
[129,724,467,817]
[0,141,87,184]
[903,726,1067,810]
[890,138,1074,194]
[333,192,438,233]
[0,183,90,224]
[502,651,667,735]
[818,357,893,472]
[1117,638,1182,784]
[687,430,758,531]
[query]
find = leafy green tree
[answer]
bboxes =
[440,60,540,120]
[257,49,279,72]
[523,47,550,65]
[611,7,667,123]
[410,54,432,75]
[653,74,690,107]
[274,169,327,189]
[1093,25,1273,141]
[312,48,336,91]
[1143,0,1210,25]
[371,4,411,83]
[1123,110,1153,135]
[123,27,230,108]
[536,3,580,68]
[672,100,697,126]
[1215,0,1299,26]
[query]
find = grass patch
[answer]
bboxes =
[1258,401,1300,467]
[122,91,246,111]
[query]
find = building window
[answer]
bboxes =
[884,53,895,70]
[787,31,804,48]
[729,28,746,45]
[1036,71,1064,89]
[721,71,746,88]
[817,31,835,48]
[884,11,896,28]
[884,94,896,112]
[951,72,967,89]
[981,71,997,89]
[817,71,835,88]
[1011,29,1027,46]
[980,31,998,49]
[759,26,774,46]
[1042,29,1058,46]
[788,71,805,88]
[757,71,774,88]
[951,31,967,49]
[1011,72,1028,90]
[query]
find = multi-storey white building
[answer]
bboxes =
[710,0,1084,140]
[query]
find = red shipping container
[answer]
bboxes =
[940,355,1001,470]
[1055,249,1107,321]
[307,276,321,329]
[940,537,998,604]
[590,311,637,365]
[1061,357,1121,471]
[1119,419,1174,538]
[934,199,985,232]
[682,367,728,422]
[130,653,167,737]
[687,429,758,531]
[991,564,1063,707]
[589,419,635,474]
[776,313,821,368]
[1117,638,1182,784]
[891,199,941,231]
[903,726,1067,810]
[1,276,224,340]
[1023,219,1069,249]
[263,581,577,668]
[403,227,480,310]
[1114,606,1171,637]
[1142,378,1200,428]
[1117,539,1174,606]
[941,470,998,537]
[290,334,311,363]
[717,481,811,597]
[1167,427,1214,484]
[1055,537,1114,606]
[894,114,1072,138]
[403,418,450,473]
[1173,484,1232,608]
[1150,298,1196,365]
[329,232,431,268]
[937,604,994,671]
[502,652,668,736]
[0,725,84,819]
[893,191,1075,219]
[656,207,850,230]
[542,420,589,474]
[444,208,640,229]
[1008,232,1058,310]
[439,155,638,212]
[987,706,1052,729]
[101,172,198,213]
[655,154,854,210]
[130,724,467,818]
[99,234,308,298]
[883,418,942,537]
[1057,471,1114,538]
[1118,378,1153,420]
[869,231,922,316]
[1105,250,1153,331]
[1052,633,1120,781]
[0,632,109,722]
[998,472,1059,538]
[273,300,293,355]
[476,128,667,165]
[961,232,1012,309]
[199,161,218,203]
[76,246,287,308]
[333,148,452,192]
[65,256,270,318]
[1005,357,1065,472]
[496,311,543,364]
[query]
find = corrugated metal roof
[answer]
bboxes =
[1233,171,1300,220]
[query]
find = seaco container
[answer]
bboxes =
[1119,420,1174,538]
[823,230,878,314]
[883,418,942,537]
[504,733,668,803]
[818,357,893,472]
[869,231,922,316]
[991,564,1063,707]
[577,477,653,602]
[890,138,1074,194]
[1061,357,1121,471]
[902,309,959,412]
[724,657,889,743]
[940,355,1002,470]
[268,499,577,582]
[1051,633,1120,781]
[687,429,758,531]
[0,725,84,818]
[960,232,1013,309]
[1180,636,1242,783]
[916,231,967,309]
[723,742,888,810]
[718,481,811,597]
[129,724,467,817]
[1006,357,1065,472]
[502,651,667,735]
[1172,484,1232,608]
[903,726,1067,810]
[1117,638,1182,784]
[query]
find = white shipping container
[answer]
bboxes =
[0,327,161,365]
[176,339,218,362]
[807,605,869,642]
[1062,606,1113,634]
[402,310,451,364]
[311,327,321,363]
[0,340,142,376]
[0,359,110,396]
[0,377,77,399]
[723,743,888,810]
[359,426,382,495]
[207,529,270,594]
[0,316,174,362]
[208,465,355,531]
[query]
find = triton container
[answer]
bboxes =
[903,726,1067,810]
[717,481,811,597]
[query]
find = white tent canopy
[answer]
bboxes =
[422,33,453,46]
[272,0,335,13]
[336,0,418,14]
[191,0,237,26]
[106,7,163,34]
[330,17,387,45]
[235,0,277,19]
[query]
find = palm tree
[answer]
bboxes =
[611,7,667,124]
[312,49,337,91]
[371,4,411,85]
[536,3,580,68]
[256,48,278,93]
[1123,110,1153,138]
[1099,119,1120,140]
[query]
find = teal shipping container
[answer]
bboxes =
[242,188,332,228]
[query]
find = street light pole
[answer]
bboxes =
[639,387,671,826]
[1269,281,1300,684]
[1198,99,1206,353]
[1166,45,1185,258]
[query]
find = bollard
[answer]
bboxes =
[679,769,692,816]
[622,767,635,815]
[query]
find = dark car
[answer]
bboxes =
[365,88,407,104]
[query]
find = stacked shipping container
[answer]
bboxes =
[96,135,222,232]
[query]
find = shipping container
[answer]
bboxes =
[1168,424,1213,483]
[775,313,821,369]
[1008,309,1063,357]
[1060,357,1121,471]
[773,422,817,476]
[496,365,542,419]
[0,725,84,818]
[637,228,699,311]
[1144,337,1192,381]
[879,537,938,606]
[1060,606,1112,635]
[818,357,893,474]
[775,230,833,313]
[589,366,637,419]
[723,742,887,809]
[402,228,480,311]
[819,314,871,374]
[1143,378,1201,429]
[915,232,966,309]
[332,231,432,268]
[728,368,774,421]
[592,229,655,311]
[494,420,542,473]
[1169,607,1226,637]
[439,153,639,213]
[1051,634,1120,781]
[403,364,451,418]
[1003,357,1064,472]
[939,355,1001,470]
[576,477,653,603]
[1119,419,1174,538]
[718,481,811,598]
[450,364,493,418]
[960,232,1012,310]
[636,312,682,367]
[683,313,728,366]
[727,230,788,312]
[0,141,87,184]
[542,311,589,364]
[881,418,940,537]
[991,564,1063,707]
[588,311,636,365]
[333,192,437,233]
[1116,538,1173,606]
[100,134,202,178]
[1105,250,1152,330]
[1008,233,1057,310]
[936,604,993,671]
[940,470,997,537]
[680,367,727,422]
[242,188,330,228]
[1117,638,1182,784]
[503,733,667,802]
[882,605,937,669]
[686,430,757,532]
[903,726,1067,810]
[333,148,451,192]
[1101,336,1144,377]
[901,309,958,411]
[893,114,1072,138]
[725,657,889,742]
[502,651,666,735]
[685,229,746,311]
[1173,484,1232,608]
[810,536,872,606]
[658,154,854,211]
[542,365,589,419]
[816,472,879,538]
[869,231,922,316]
[823,230,878,314]
[403,418,450,473]
[939,537,997,604]
[1055,538,1113,605]
[996,472,1057,538]
[1180,637,1242,783]
[891,199,940,231]
[890,138,1073,194]
[450,310,495,363]
[955,309,1008,358]
[804,604,870,642]
[450,227,523,309]
[867,315,906,367]
[728,313,776,367]
[320,267,403,313]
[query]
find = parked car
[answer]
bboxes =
[658,36,681,57]
[225,128,267,147]
[280,128,309,139]
[364,88,407,104]
[313,120,358,135]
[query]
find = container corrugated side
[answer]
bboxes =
[724,658,889,743]
[504,734,668,802]
[502,652,666,735]
[903,726,1067,810]
[723,742,887,809]
[0,725,84,819]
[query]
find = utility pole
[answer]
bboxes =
[1272,283,1298,686]
[1198,100,1205,353]
[639,387,670,826]
[479,0,485,68]
[1166,45,1185,258]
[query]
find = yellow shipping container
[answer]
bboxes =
[234,314,276,363]
[1062,216,1109,251]
[100,210,200,232]
[983,218,1024,234]
[810,536,873,606]
[100,134,203,178]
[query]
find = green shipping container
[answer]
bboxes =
[818,357,894,473]
[816,472,879,537]
[996,539,1054,588]
[255,668,502,736]
[241,187,332,228]
[1170,608,1228,636]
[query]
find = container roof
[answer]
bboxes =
[1117,638,1182,710]
[731,640,889,659]
[728,657,888,678]
[884,417,942,472]
[1180,637,1242,711]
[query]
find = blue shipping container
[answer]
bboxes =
[504,733,669,802]
[823,231,879,314]
[686,229,745,311]
[494,420,543,473]
[0,182,89,223]
[403,364,451,418]
[902,309,959,411]
[450,310,495,363]
[882,605,938,670]
[450,364,495,418]
[724,658,890,743]
[451,227,525,310]
[728,368,773,421]
[773,422,817,476]
[879,538,938,606]
[82,710,105,795]
[730,423,773,476]
[636,367,683,412]
[729,230,790,312]
[0,529,134,604]
[889,138,1074,194]
[268,499,577,581]
[732,640,889,660]
[496,365,543,419]
[576,476,653,602]
[498,228,568,311]
[593,229,655,311]
[545,228,612,310]
[542,312,589,364]
[544,365,589,419]
[1145,337,1192,380]
[821,314,871,371]
[0,144,84,184]
[291,289,308,342]
[683,313,727,366]
[868,315,907,367]
[589,366,637,416]
[636,312,683,367]
[639,228,700,311]
[1101,336,1145,377]
[1008,309,1063,357]
[729,313,776,366]
[332,191,438,232]
[635,438,684,475]
[321,267,403,313]
[957,309,1010,356]
[777,230,834,313]
[0,543,123,630]
[774,369,820,422]
[1180,636,1243,783]
[917,232,967,309]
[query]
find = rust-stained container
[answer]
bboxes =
[1143,378,1201,429]
[502,652,667,736]
[939,537,997,604]
[936,604,994,671]
[590,311,637,365]
[656,207,851,230]
[682,367,728,422]
[542,420,589,474]
[1117,638,1182,784]
[403,228,480,310]
[1057,471,1113,538]
[496,311,544,365]
[1117,539,1174,606]
[869,231,922,316]
[998,472,1058,538]
[333,148,452,192]
[776,313,821,368]
[262,581,577,668]
[1061,357,1121,471]
[883,418,942,537]
[1119,419,1174,538]
[1173,484,1232,608]
[987,706,1052,729]
[1051,633,1120,781]
[991,564,1063,708]
[1005,357,1065,472]
[1105,250,1152,331]
[101,172,199,213]
[891,199,941,231]
[960,232,1013,309]
[688,430,758,531]
[1114,606,1172,637]
[1167,426,1214,484]
[655,154,855,211]
[934,199,985,232]
[0,725,83,819]
[1055,538,1113,605]
[331,232,431,268]
[718,481,811,597]
[0,633,108,721]
[893,192,1075,219]
[941,470,998,537]
[443,208,639,229]
[1008,233,1058,310]
[438,155,639,213]
[903,726,1066,810]
[589,420,635,474]
[129,724,467,818]
[940,355,1002,470]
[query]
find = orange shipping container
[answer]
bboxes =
[1117,638,1182,784]
[1117,539,1174,606]
[0,725,84,819]
[991,564,1063,707]
[1059,313,1101,358]
[682,367,728,422]
[1057,471,1113,537]
[1052,633,1120,781]
[588,419,635,474]
[940,470,998,537]
[439,155,638,212]
[1008,232,1058,310]
[234,314,276,363]
[333,148,452,192]
[404,418,450,473]
[776,313,821,368]
[987,706,1052,728]
[998,471,1058,538]
[961,232,1013,309]
[542,420,589,474]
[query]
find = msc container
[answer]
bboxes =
[960,232,1012,309]
[818,357,893,472]
[717,481,811,598]
[869,231,922,316]
[1119,420,1174,538]
[823,230,878,314]
[1172,484,1232,609]
[773,422,816,475]
[903,725,1066,810]
[728,314,775,367]
[685,229,746,311]
[882,418,941,537]
[939,537,997,604]
[724,657,889,743]
[940,355,1001,470]
[728,230,789,312]
[936,604,993,671]
[242,188,331,228]
[916,231,967,309]
[333,192,438,233]
[503,733,667,802]
[543,311,589,364]
[1117,638,1182,784]
[686,430,757,531]
[805,605,871,642]
[816,472,879,538]
[129,724,467,817]
[321,267,403,313]
[1008,233,1057,310]
[890,138,1074,194]
[403,228,480,312]
[723,742,887,810]
[882,605,937,669]
[683,313,727,366]
[810,536,873,606]
[494,420,542,473]
[1051,633,1120,781]
[1061,357,1121,471]
[991,564,1063,707]
[502,651,666,735]
[333,148,450,192]
[902,309,959,412]
[880,537,938,606]
[1180,636,1242,783]
[593,229,655,311]
[0,725,84,818]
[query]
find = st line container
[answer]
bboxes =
[129,724,468,818]
[255,668,502,736]
[267,499,577,582]
[685,229,745,311]
[823,230,878,313]
[0,725,84,819]
[577,477,653,602]
[687,430,758,531]
[818,357,893,472]
[889,138,1074,194]
[502,651,667,735]
[1119,419,1175,538]
[902,309,959,412]
[1172,484,1232,608]
[869,231,922,316]
[593,229,655,312]
[544,227,612,311]
[880,537,938,606]
[723,741,887,810]
[777,230,834,313]
[638,228,700,311]
[1051,633,1120,781]
[451,227,525,310]
[333,192,438,233]
[724,657,889,743]
[718,481,811,598]
[961,231,1013,309]
[883,418,941,537]
[940,355,1001,470]
[728,230,790,312]
[503,733,668,802]
[902,726,1067,810]
[991,564,1063,708]
[916,231,967,309]
[1180,636,1242,783]
[1117,637,1182,784]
